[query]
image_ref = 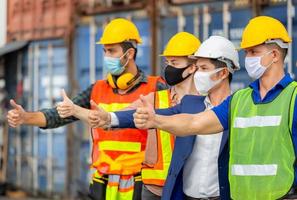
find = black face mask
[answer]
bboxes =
[164,64,191,86]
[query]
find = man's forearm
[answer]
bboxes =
[154,114,195,136]
[73,105,90,123]
[23,111,47,127]
[153,110,223,136]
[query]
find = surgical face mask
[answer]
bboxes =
[245,51,273,80]
[104,51,129,75]
[194,68,224,96]
[164,64,191,86]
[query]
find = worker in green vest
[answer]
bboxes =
[133,16,297,200]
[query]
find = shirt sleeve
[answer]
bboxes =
[156,103,181,115]
[40,84,93,129]
[211,95,231,131]
[114,110,136,128]
[114,103,181,128]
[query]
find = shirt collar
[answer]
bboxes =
[139,70,147,83]
[204,95,213,109]
[249,73,294,103]
[249,73,293,91]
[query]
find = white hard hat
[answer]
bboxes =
[189,35,240,73]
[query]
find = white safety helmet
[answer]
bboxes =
[189,36,240,73]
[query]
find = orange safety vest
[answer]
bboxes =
[141,89,175,186]
[90,76,162,175]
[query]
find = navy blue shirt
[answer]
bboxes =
[212,73,297,186]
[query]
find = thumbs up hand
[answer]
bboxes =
[57,89,75,118]
[133,95,155,129]
[7,99,26,127]
[88,100,111,129]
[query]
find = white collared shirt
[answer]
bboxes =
[182,96,223,198]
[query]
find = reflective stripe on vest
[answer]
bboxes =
[231,164,278,176]
[106,175,139,200]
[90,77,163,175]
[99,141,141,152]
[234,116,282,128]
[141,90,174,186]
[99,103,130,112]
[229,81,297,200]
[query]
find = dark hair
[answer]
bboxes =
[209,59,233,83]
[120,42,138,60]
[266,43,287,61]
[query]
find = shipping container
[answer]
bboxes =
[7,0,74,42]
[5,39,71,196]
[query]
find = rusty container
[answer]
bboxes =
[7,0,75,42]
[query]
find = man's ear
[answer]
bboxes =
[188,63,197,74]
[220,68,229,80]
[272,49,281,63]
[126,48,135,60]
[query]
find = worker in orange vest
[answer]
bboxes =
[7,18,167,200]
[60,32,201,199]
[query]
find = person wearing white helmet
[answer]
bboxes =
[105,35,239,200]
[175,35,239,200]
[134,16,297,199]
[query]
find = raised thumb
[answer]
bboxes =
[10,99,22,110]
[140,95,150,107]
[61,89,70,102]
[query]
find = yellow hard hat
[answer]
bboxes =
[240,16,291,49]
[160,32,201,56]
[97,18,142,45]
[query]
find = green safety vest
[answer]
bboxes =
[229,81,297,200]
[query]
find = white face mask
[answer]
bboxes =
[245,51,273,80]
[194,68,224,96]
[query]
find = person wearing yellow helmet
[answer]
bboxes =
[132,16,297,200]
[6,18,167,200]
[139,32,200,199]
[160,32,201,104]
[98,18,145,90]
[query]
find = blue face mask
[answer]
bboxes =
[104,51,129,75]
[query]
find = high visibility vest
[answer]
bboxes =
[90,76,162,175]
[141,89,175,186]
[229,81,297,200]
